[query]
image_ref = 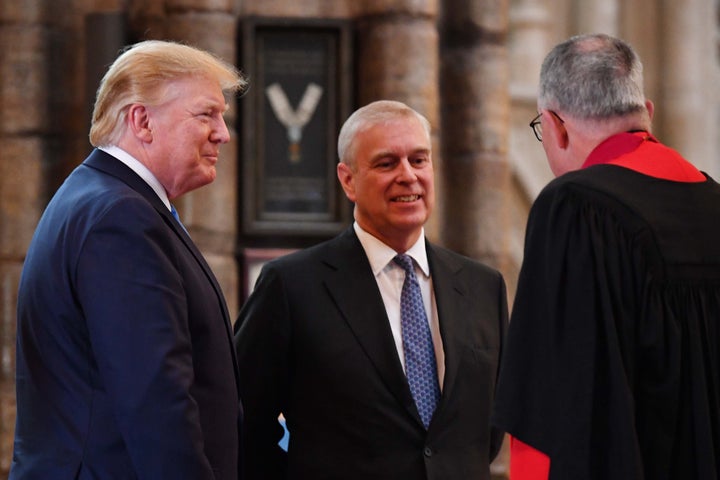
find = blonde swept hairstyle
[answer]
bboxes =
[89,40,247,147]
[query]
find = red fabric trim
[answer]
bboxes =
[509,436,550,480]
[582,131,705,182]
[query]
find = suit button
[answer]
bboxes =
[423,447,433,457]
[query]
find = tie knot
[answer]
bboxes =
[393,254,415,274]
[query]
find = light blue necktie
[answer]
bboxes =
[170,204,188,234]
[393,254,440,429]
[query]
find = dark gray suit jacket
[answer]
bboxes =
[235,227,507,480]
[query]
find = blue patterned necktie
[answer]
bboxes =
[393,254,440,429]
[170,204,188,234]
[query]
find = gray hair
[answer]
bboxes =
[337,100,431,167]
[90,40,247,147]
[538,33,646,119]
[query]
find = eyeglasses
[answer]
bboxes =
[529,111,564,142]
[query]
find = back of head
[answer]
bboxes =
[538,33,646,120]
[89,40,247,147]
[337,100,431,167]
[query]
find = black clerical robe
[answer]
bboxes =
[493,134,720,479]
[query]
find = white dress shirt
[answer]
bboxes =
[98,145,172,212]
[353,222,445,389]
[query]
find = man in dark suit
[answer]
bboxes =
[11,40,246,479]
[235,100,508,480]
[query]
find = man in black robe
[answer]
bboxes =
[492,33,720,479]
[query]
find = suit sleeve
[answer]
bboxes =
[75,198,215,479]
[234,264,290,480]
[490,271,509,462]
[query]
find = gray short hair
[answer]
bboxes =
[337,100,431,167]
[538,33,646,119]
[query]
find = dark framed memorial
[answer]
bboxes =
[239,17,353,236]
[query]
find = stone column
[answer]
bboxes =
[504,0,553,298]
[354,0,441,239]
[621,0,661,106]
[439,0,512,275]
[0,0,48,473]
[575,0,619,35]
[658,0,719,178]
[508,0,553,197]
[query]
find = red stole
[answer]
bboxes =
[582,131,704,182]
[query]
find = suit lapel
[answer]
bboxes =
[84,151,224,302]
[83,149,236,372]
[85,150,192,241]
[426,243,469,417]
[322,229,419,422]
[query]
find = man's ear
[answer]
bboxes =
[645,99,655,121]
[546,110,569,150]
[127,104,153,142]
[337,162,356,202]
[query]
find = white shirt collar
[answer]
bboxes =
[353,222,430,278]
[98,145,172,211]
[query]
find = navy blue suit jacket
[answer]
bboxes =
[235,228,507,480]
[11,149,241,479]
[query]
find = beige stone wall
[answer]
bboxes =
[1,0,719,476]
[1,0,88,471]
[439,0,512,275]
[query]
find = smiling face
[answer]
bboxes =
[337,116,434,252]
[141,75,230,199]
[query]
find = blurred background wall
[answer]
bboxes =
[1,0,718,476]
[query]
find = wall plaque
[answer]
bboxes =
[239,17,353,236]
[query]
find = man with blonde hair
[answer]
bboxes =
[11,40,246,479]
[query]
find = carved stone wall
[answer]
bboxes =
[440,0,512,276]
[1,0,719,477]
